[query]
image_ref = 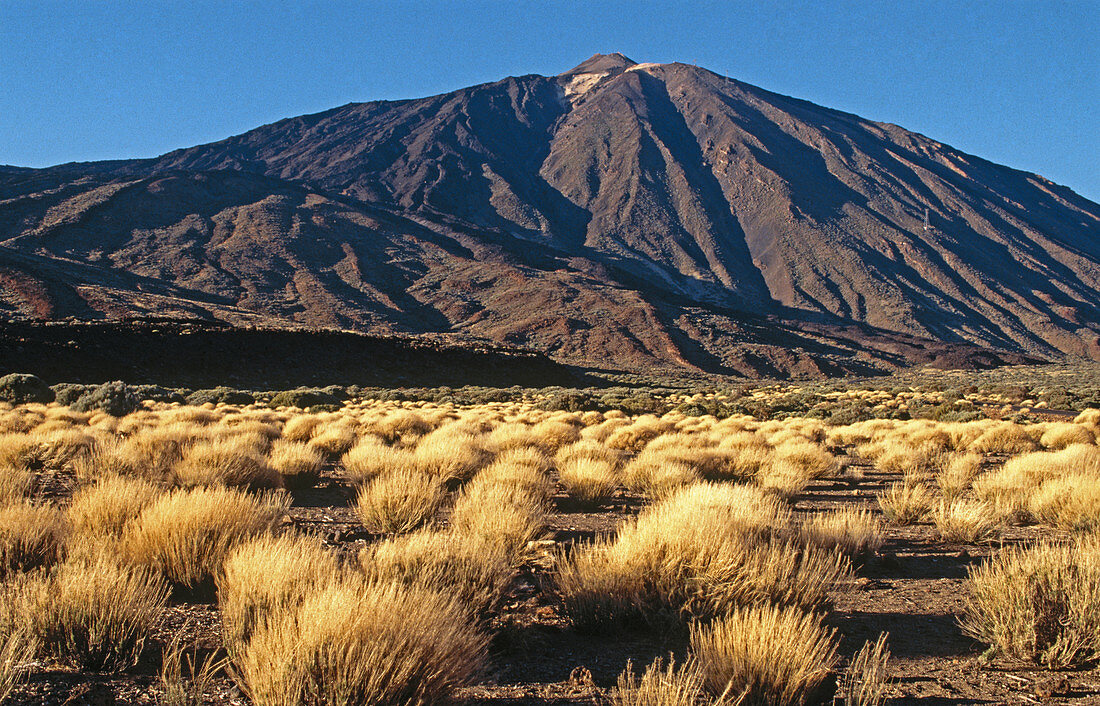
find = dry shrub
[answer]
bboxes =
[974,444,1100,525]
[354,469,445,534]
[450,477,547,557]
[30,428,94,468]
[875,443,947,484]
[556,440,623,468]
[0,434,39,472]
[477,450,554,501]
[266,440,325,487]
[963,539,1100,668]
[218,533,341,661]
[529,419,581,451]
[932,499,999,543]
[340,437,411,486]
[1029,473,1100,532]
[67,475,161,541]
[412,429,487,481]
[937,453,983,501]
[557,483,849,628]
[1073,409,1100,426]
[0,502,65,575]
[612,657,705,706]
[800,509,883,557]
[838,633,892,706]
[371,409,433,444]
[361,530,513,615]
[173,438,282,489]
[606,416,675,453]
[122,486,287,589]
[690,603,838,705]
[0,628,33,703]
[234,577,487,706]
[771,441,836,479]
[308,420,358,457]
[559,457,619,506]
[969,423,1040,455]
[622,458,698,498]
[759,458,814,499]
[877,482,933,525]
[1040,423,1095,450]
[280,414,323,443]
[0,466,33,507]
[20,556,169,671]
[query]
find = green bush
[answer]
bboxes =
[0,374,54,404]
[72,382,141,416]
[186,387,255,406]
[51,383,93,406]
[269,388,340,409]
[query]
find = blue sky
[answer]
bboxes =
[2,1,1097,202]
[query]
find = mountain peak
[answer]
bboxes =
[561,52,637,76]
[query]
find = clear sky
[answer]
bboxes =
[1,1,1097,202]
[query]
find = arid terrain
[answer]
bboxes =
[0,370,1099,704]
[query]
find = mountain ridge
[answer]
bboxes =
[1,54,1097,377]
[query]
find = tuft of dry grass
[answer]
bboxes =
[67,475,162,541]
[963,539,1100,668]
[0,502,65,575]
[800,509,883,557]
[558,457,619,507]
[122,486,287,589]
[611,657,706,706]
[0,627,33,703]
[234,576,487,706]
[354,469,445,535]
[172,438,282,489]
[937,453,983,501]
[0,466,33,507]
[838,633,892,706]
[556,483,849,628]
[412,428,488,482]
[969,423,1040,455]
[265,440,324,488]
[450,477,547,558]
[340,437,411,486]
[218,533,342,662]
[21,556,170,671]
[690,603,838,705]
[361,530,514,616]
[877,482,933,525]
[1039,423,1095,450]
[159,628,229,706]
[932,499,999,543]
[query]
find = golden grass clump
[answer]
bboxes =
[0,434,40,472]
[558,456,619,506]
[449,476,548,558]
[411,428,488,481]
[340,437,410,486]
[122,486,287,589]
[937,452,983,501]
[877,482,933,525]
[354,468,445,535]
[963,539,1100,668]
[172,438,282,489]
[1040,423,1095,450]
[800,509,883,557]
[234,576,487,706]
[770,440,836,479]
[280,414,323,443]
[66,475,162,541]
[0,466,33,507]
[605,416,676,453]
[557,483,849,628]
[968,422,1040,455]
[265,439,325,487]
[307,419,359,457]
[0,628,33,703]
[611,657,705,706]
[838,633,892,706]
[931,499,999,543]
[974,444,1100,525]
[218,532,342,661]
[621,457,699,498]
[18,556,170,671]
[690,603,838,705]
[874,443,947,484]
[0,502,65,575]
[361,530,513,615]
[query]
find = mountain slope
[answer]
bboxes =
[1,53,1097,374]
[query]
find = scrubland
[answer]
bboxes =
[0,388,1097,704]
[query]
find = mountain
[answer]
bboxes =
[1,53,1097,377]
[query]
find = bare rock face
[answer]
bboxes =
[1,54,1096,376]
